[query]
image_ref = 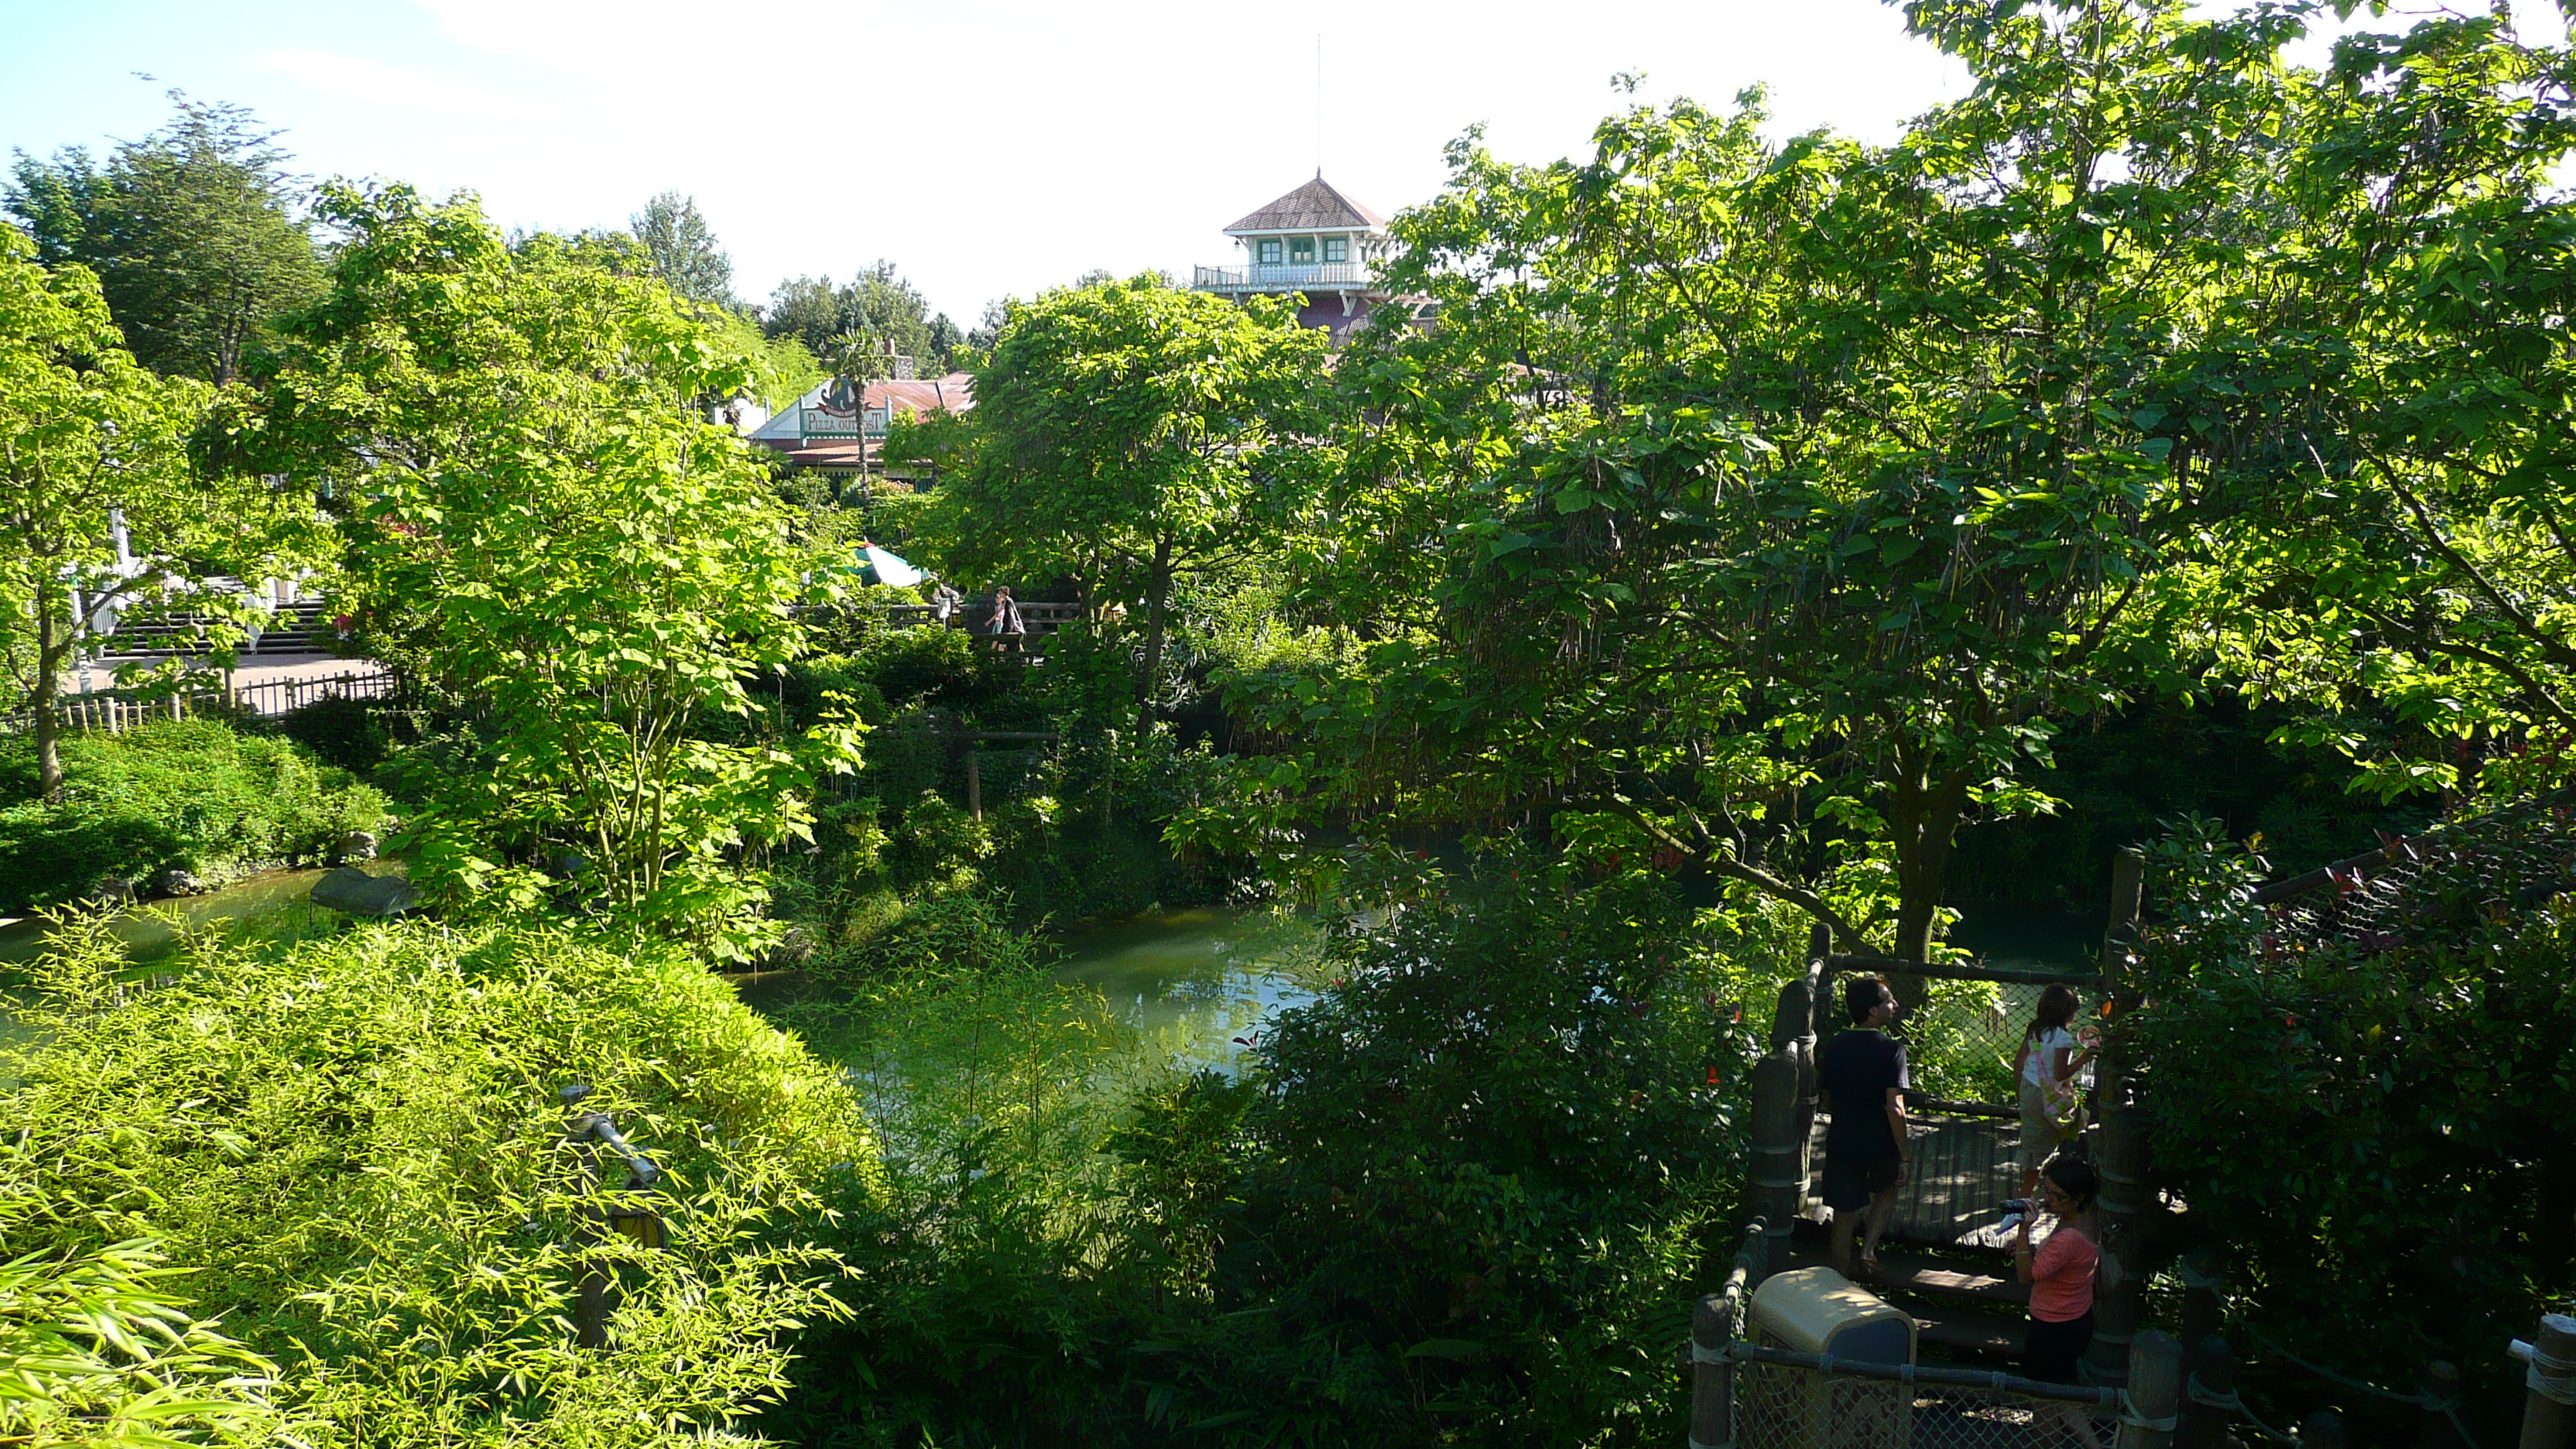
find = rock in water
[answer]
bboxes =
[91,875,138,904]
[152,868,205,898]
[311,866,419,918]
[336,830,380,864]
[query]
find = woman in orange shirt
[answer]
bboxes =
[2016,1155,2105,1447]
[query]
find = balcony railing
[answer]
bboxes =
[1192,261,1374,292]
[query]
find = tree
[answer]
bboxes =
[930,276,1329,730]
[1220,2,2342,961]
[221,184,862,956]
[762,262,941,372]
[2169,10,2576,803]
[5,94,320,385]
[0,230,317,800]
[628,190,734,307]
[965,296,1009,352]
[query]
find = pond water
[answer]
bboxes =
[0,860,411,968]
[1047,906,1321,1069]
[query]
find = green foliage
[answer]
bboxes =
[763,264,958,375]
[712,307,829,414]
[629,191,733,307]
[925,276,1330,731]
[2129,809,2576,1428]
[4,92,321,384]
[224,183,863,958]
[0,1224,279,1448]
[1945,696,2426,909]
[1,918,874,1447]
[0,718,386,910]
[0,226,327,798]
[272,693,394,775]
[763,856,1800,1447]
[1169,858,1774,1444]
[2154,9,2576,803]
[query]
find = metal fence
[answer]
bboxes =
[1732,1352,2117,1449]
[1690,1222,2148,1449]
[2247,798,2576,954]
[1,666,398,737]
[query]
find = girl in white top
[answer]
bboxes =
[2014,985,2097,1195]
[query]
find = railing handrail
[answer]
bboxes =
[0,664,399,737]
[1192,260,1374,289]
[1718,1341,2119,1407]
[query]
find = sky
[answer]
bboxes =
[2,2,2548,327]
[0,0,1985,325]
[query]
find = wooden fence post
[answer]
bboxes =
[2088,1100,2153,1386]
[2092,846,2147,1118]
[2177,1333,2236,1449]
[1690,1291,1735,1449]
[967,751,982,821]
[2117,1328,2182,1449]
[2420,1360,2464,1449]
[1748,1049,1802,1259]
[1775,921,1829,1225]
[2304,1409,2348,1449]
[2178,1246,2225,1345]
[2521,1314,2576,1449]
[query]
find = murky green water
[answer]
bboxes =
[1047,906,1321,1068]
[0,861,410,968]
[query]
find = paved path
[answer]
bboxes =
[70,650,376,691]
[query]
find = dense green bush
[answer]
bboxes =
[0,718,387,909]
[764,855,1804,1447]
[2131,810,2576,1444]
[272,693,393,773]
[1,916,875,1447]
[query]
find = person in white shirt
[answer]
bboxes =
[2014,985,2097,1196]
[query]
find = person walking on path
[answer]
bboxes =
[985,585,1026,653]
[2014,985,2098,1196]
[929,578,964,626]
[2016,1154,2105,1447]
[1821,975,1910,1279]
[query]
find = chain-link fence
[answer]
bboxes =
[2250,797,2576,954]
[1728,1348,2117,1449]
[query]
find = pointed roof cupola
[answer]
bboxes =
[1224,173,1389,236]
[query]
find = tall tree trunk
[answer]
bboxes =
[1886,755,1973,1012]
[1135,533,1173,736]
[32,575,67,800]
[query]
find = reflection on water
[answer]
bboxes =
[1049,906,1319,1070]
[0,861,410,967]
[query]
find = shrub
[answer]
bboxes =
[768,853,1804,1448]
[0,718,388,909]
[2132,810,2576,1444]
[272,692,392,772]
[0,916,876,1448]
[858,624,1016,711]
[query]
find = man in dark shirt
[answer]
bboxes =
[1821,974,1910,1278]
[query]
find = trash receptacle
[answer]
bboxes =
[1745,1266,1917,1449]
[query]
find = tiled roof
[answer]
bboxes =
[1225,173,1387,235]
